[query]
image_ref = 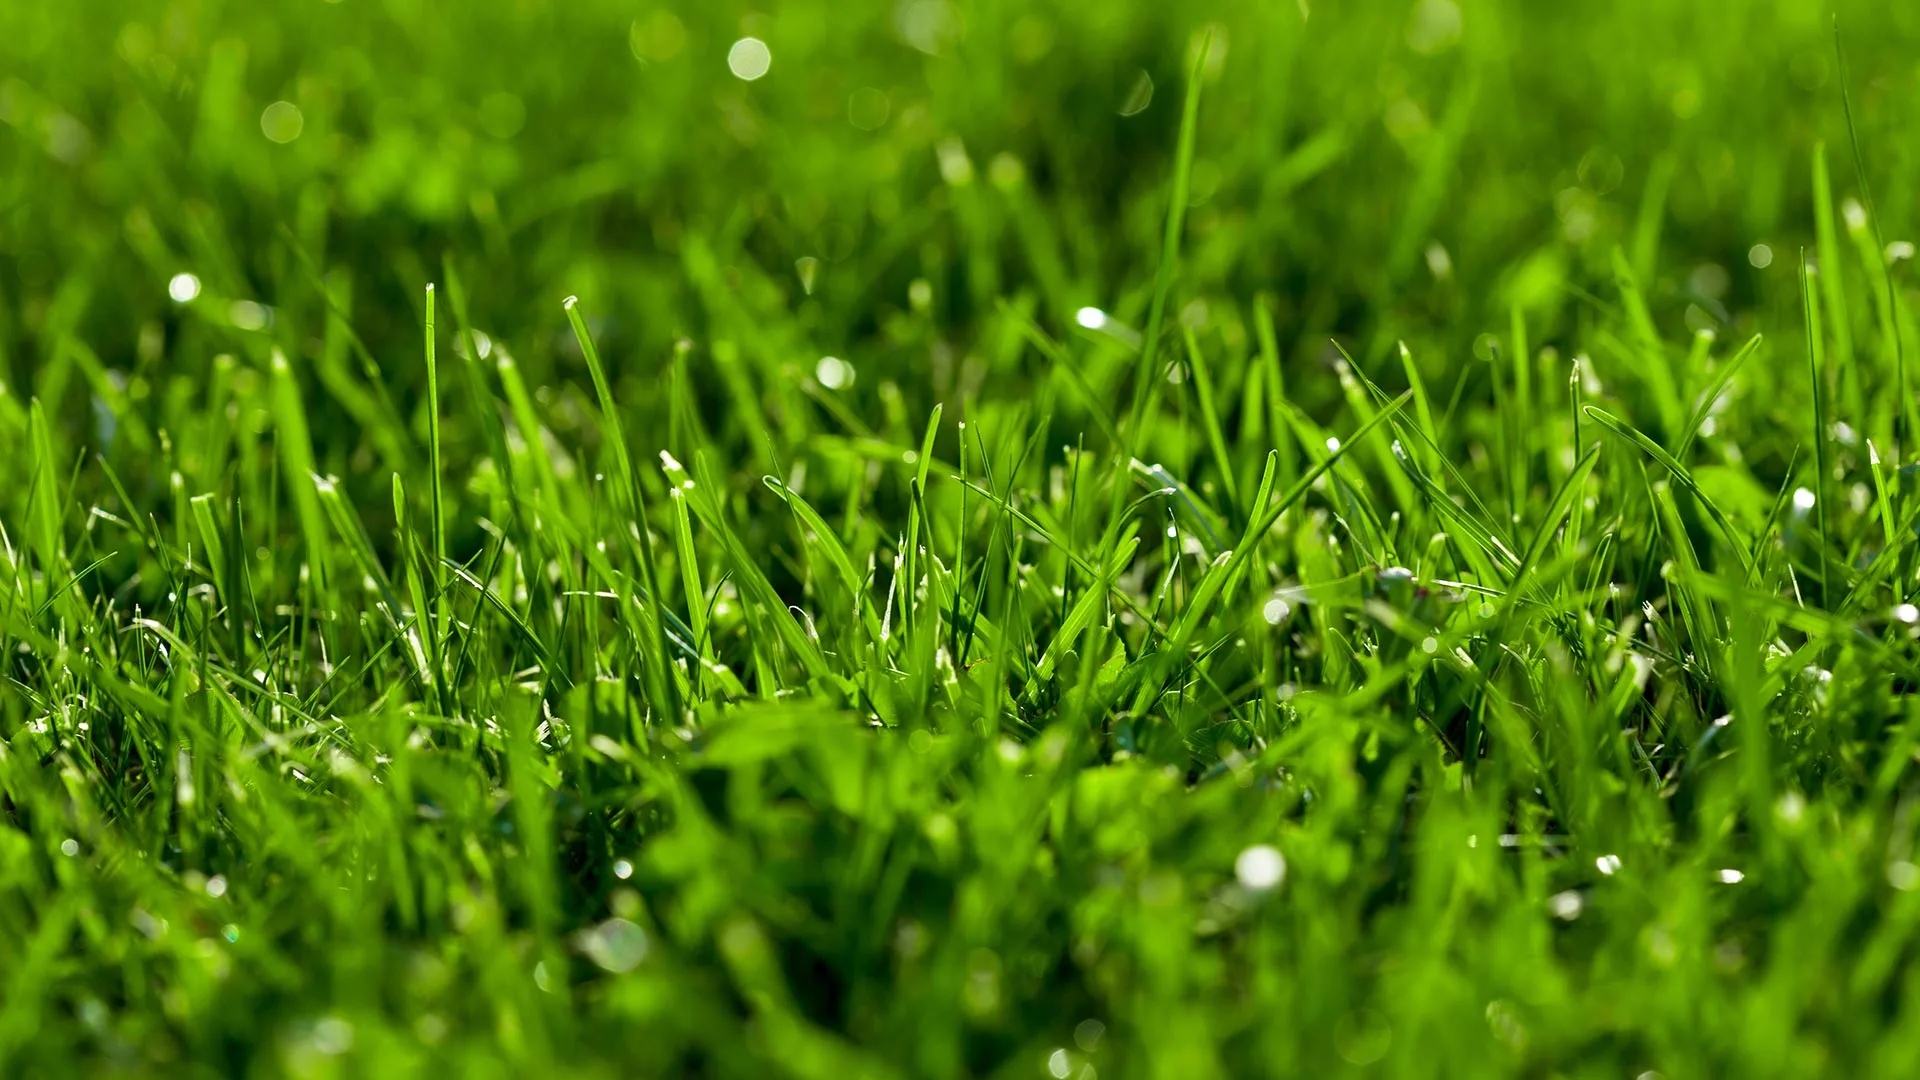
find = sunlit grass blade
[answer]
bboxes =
[1582,405,1754,578]
[564,295,681,725]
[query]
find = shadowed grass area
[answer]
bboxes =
[7,0,1920,1076]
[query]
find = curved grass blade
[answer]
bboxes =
[1582,405,1755,577]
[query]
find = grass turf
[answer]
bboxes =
[6,0,1920,1076]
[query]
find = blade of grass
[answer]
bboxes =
[564,295,682,725]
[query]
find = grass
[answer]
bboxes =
[7,0,1920,1076]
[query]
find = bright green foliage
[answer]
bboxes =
[7,1,1920,1077]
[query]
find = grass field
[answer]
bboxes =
[8,0,1920,1075]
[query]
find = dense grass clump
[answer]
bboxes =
[10,1,1920,1076]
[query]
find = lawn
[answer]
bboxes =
[6,0,1920,1076]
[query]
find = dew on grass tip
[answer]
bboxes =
[168,273,201,302]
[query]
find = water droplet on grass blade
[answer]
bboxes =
[1072,306,1141,349]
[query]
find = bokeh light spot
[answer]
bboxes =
[848,87,891,131]
[728,38,772,81]
[1235,844,1286,891]
[260,101,304,144]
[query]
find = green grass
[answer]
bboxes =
[8,0,1920,1076]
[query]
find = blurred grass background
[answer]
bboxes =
[7,0,1918,453]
